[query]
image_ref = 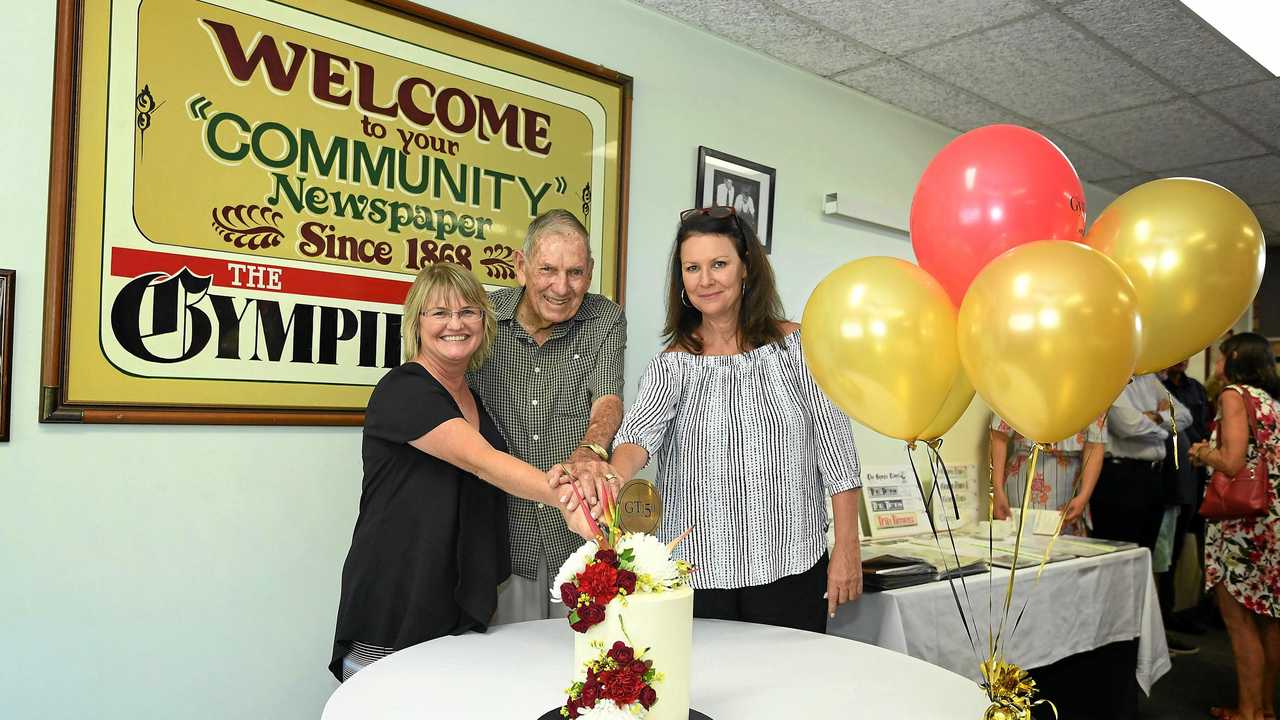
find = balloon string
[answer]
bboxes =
[925,441,984,656]
[991,443,1041,664]
[906,443,983,671]
[987,441,996,659]
[1166,388,1180,470]
[1008,441,1088,646]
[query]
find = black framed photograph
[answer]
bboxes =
[0,269,13,441]
[695,147,776,253]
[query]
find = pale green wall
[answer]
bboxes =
[0,2,1115,718]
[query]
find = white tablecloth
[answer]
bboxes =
[828,547,1171,694]
[323,618,991,719]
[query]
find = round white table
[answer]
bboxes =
[322,619,991,719]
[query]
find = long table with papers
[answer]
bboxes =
[830,537,1171,698]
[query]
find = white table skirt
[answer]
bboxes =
[828,547,1171,695]
[323,618,991,719]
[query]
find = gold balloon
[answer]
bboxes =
[958,241,1141,443]
[1085,177,1266,374]
[919,370,975,441]
[802,257,964,442]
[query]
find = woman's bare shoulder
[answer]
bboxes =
[1220,386,1248,408]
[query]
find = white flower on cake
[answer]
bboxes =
[571,699,639,719]
[616,533,684,591]
[551,540,600,599]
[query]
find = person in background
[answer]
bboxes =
[470,209,626,624]
[1091,373,1193,551]
[1206,331,1237,404]
[330,263,598,682]
[1191,333,1280,720]
[600,206,863,632]
[989,414,1106,536]
[1163,360,1213,440]
[1092,372,1195,654]
[1160,358,1213,635]
[714,176,735,208]
[733,189,756,229]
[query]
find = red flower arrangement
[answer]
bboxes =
[559,478,639,633]
[561,548,638,633]
[557,472,691,634]
[561,640,660,719]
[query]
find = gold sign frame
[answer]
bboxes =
[41,0,632,425]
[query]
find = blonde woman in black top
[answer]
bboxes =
[330,263,597,681]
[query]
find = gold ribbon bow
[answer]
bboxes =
[981,658,1056,720]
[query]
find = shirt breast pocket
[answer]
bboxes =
[554,353,593,419]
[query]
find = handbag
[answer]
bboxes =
[1198,388,1270,521]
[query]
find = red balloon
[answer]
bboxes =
[910,125,1085,307]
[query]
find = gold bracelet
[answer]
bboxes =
[578,442,609,461]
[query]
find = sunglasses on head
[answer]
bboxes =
[679,205,748,243]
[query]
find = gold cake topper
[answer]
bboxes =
[616,479,662,534]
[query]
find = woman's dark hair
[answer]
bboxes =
[662,209,786,354]
[1221,332,1280,400]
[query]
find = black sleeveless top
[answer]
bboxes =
[329,362,510,680]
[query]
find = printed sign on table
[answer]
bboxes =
[861,465,932,539]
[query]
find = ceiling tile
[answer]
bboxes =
[1061,0,1269,94]
[1251,202,1280,232]
[906,13,1176,123]
[634,0,882,76]
[833,61,1021,132]
[1095,174,1155,196]
[1200,79,1280,149]
[773,0,1039,55]
[1173,155,1280,205]
[1033,127,1135,181]
[1058,99,1266,171]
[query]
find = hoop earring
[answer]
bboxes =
[680,289,692,308]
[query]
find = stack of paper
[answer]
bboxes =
[862,554,941,591]
[862,540,990,589]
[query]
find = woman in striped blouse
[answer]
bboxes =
[606,206,864,632]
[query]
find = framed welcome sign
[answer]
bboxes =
[41,0,632,424]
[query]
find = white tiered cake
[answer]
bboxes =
[553,533,693,720]
[572,585,693,720]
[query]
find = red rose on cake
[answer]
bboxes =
[578,561,620,605]
[606,641,634,664]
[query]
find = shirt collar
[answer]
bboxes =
[491,286,523,322]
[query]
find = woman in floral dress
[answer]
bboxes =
[1192,333,1280,720]
[989,414,1107,536]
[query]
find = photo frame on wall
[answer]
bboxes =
[694,147,776,253]
[40,0,632,425]
[0,269,13,442]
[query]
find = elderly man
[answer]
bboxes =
[471,209,626,623]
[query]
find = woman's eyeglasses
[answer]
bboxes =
[421,307,485,322]
[679,205,748,241]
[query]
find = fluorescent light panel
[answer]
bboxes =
[1181,1,1280,76]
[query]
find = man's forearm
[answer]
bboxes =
[570,394,623,461]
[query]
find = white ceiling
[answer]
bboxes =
[632,0,1280,241]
